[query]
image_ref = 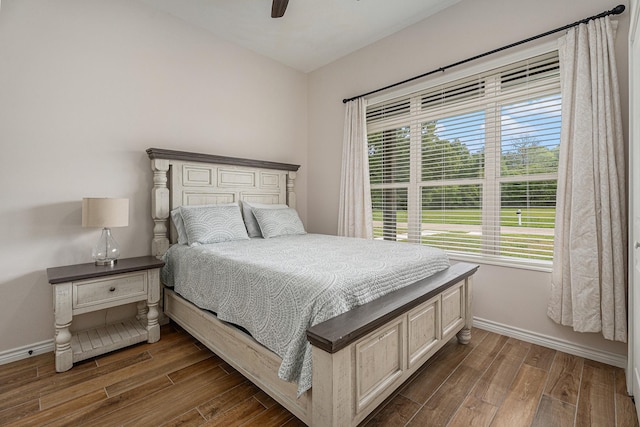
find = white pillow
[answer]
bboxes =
[170,207,189,245]
[241,201,288,238]
[251,207,306,239]
[171,203,238,245]
[180,203,249,245]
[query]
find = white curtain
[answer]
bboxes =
[548,16,627,342]
[338,98,373,239]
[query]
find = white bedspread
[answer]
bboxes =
[161,233,449,395]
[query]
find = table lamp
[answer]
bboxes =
[82,198,129,266]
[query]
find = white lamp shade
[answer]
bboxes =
[82,198,129,228]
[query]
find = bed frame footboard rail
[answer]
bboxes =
[307,262,477,426]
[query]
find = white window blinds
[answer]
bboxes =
[367,51,561,263]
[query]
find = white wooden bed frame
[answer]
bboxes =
[147,148,478,426]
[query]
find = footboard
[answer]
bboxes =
[306,262,477,426]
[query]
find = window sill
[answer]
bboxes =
[448,252,553,273]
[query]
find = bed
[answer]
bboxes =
[147,148,478,426]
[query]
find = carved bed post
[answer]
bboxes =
[287,171,297,209]
[151,158,170,258]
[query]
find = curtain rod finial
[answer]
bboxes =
[612,4,625,15]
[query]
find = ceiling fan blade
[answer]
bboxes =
[271,0,289,18]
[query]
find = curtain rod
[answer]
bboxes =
[342,4,625,104]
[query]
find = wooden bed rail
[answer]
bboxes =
[307,262,478,353]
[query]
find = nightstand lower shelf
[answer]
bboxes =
[71,319,148,362]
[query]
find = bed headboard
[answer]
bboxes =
[147,148,300,258]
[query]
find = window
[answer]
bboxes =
[367,52,561,264]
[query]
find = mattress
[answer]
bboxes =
[161,233,449,395]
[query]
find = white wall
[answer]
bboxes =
[0,0,308,353]
[307,0,629,358]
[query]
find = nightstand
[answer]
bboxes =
[46,256,165,372]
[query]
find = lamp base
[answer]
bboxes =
[92,228,121,267]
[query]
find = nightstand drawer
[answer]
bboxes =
[73,271,148,313]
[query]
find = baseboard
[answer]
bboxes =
[474,317,627,368]
[0,339,54,366]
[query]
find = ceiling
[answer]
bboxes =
[139,0,461,72]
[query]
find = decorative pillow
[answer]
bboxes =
[251,207,306,239]
[180,204,249,245]
[170,207,189,245]
[171,203,238,245]
[241,201,288,238]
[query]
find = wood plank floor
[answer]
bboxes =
[0,323,637,426]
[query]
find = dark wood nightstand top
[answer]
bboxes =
[47,256,165,284]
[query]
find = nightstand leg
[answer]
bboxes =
[54,282,73,372]
[147,268,161,343]
[55,321,73,372]
[147,301,160,343]
[136,301,147,322]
